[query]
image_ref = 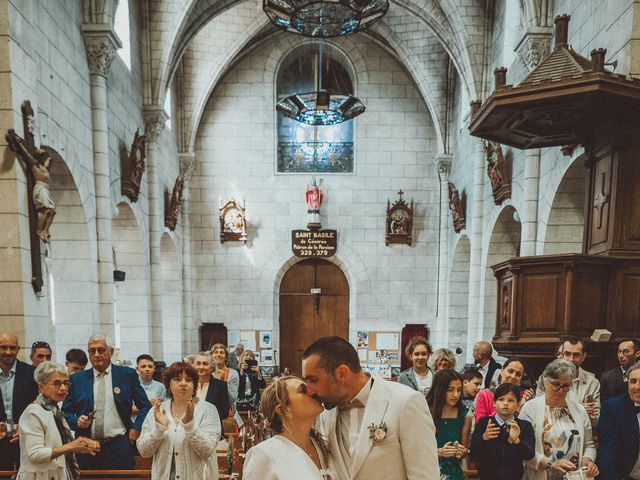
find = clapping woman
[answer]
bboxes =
[17,362,100,480]
[137,362,221,479]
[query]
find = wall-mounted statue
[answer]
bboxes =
[219,197,247,244]
[121,128,146,202]
[305,178,323,230]
[386,190,413,246]
[448,182,466,233]
[484,140,511,205]
[165,175,184,231]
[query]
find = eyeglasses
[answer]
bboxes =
[618,349,635,355]
[32,341,51,349]
[48,380,70,389]
[88,348,109,355]
[547,381,572,392]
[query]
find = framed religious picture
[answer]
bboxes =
[219,197,247,243]
[385,190,413,246]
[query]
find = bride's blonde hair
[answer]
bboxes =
[260,375,298,433]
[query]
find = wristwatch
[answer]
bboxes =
[546,461,554,472]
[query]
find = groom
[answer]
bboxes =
[302,336,439,480]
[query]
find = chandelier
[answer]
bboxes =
[276,89,365,126]
[263,0,389,38]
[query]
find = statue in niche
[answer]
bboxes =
[6,130,56,242]
[219,197,247,244]
[485,140,511,205]
[448,182,466,233]
[121,128,146,202]
[305,178,324,230]
[165,175,184,231]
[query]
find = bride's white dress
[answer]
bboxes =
[242,435,336,480]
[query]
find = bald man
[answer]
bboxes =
[0,332,39,469]
[473,341,502,390]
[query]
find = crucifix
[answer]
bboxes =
[4,101,58,292]
[592,171,609,230]
[397,189,404,201]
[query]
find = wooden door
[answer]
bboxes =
[200,323,228,352]
[279,259,349,376]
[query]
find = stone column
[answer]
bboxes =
[83,25,121,334]
[521,149,541,256]
[466,139,486,357]
[178,152,197,355]
[434,154,452,347]
[143,105,167,358]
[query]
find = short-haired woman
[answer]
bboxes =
[518,359,598,479]
[432,348,457,371]
[17,362,100,480]
[211,343,240,424]
[242,376,334,479]
[194,352,230,435]
[397,336,434,398]
[137,362,221,479]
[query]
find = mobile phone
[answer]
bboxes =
[86,410,97,421]
[585,395,594,403]
[245,359,258,368]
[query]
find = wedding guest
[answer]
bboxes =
[432,348,456,371]
[470,382,535,480]
[461,367,483,414]
[30,341,53,367]
[211,344,240,427]
[132,354,166,423]
[426,368,472,480]
[17,362,100,479]
[519,359,598,479]
[243,376,334,479]
[473,341,501,390]
[194,353,230,434]
[600,338,640,401]
[397,336,434,398]
[137,362,220,479]
[65,349,88,375]
[474,357,534,423]
[228,344,244,371]
[237,350,266,412]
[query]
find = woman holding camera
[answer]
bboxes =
[237,350,266,412]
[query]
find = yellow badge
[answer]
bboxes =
[113,387,121,395]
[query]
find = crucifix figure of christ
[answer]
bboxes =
[6,129,56,242]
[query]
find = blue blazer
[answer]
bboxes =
[597,394,640,480]
[62,364,151,436]
[0,360,38,423]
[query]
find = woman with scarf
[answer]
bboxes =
[17,362,100,480]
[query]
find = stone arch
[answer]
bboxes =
[447,234,471,349]
[112,202,150,363]
[481,205,521,343]
[48,157,99,360]
[161,232,183,362]
[542,160,586,254]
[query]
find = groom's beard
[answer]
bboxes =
[312,394,337,410]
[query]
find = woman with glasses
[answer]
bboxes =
[431,348,457,371]
[17,362,100,479]
[137,362,221,479]
[518,359,598,480]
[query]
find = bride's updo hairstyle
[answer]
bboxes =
[260,375,297,434]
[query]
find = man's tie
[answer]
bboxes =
[93,372,106,439]
[338,399,364,411]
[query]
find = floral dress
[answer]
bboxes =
[436,406,468,480]
[541,405,581,480]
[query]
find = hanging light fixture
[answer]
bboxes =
[263,0,389,38]
[276,42,365,125]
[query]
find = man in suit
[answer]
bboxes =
[62,333,151,470]
[473,341,502,389]
[0,332,39,470]
[228,343,244,371]
[597,361,640,480]
[302,336,439,480]
[600,338,640,402]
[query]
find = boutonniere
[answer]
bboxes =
[113,387,121,395]
[368,422,387,444]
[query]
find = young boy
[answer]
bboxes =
[461,367,483,413]
[470,382,535,480]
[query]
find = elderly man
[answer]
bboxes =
[302,336,439,480]
[473,341,501,389]
[29,341,52,366]
[535,336,600,423]
[0,332,38,470]
[600,338,640,402]
[228,343,244,371]
[62,333,151,470]
[597,361,640,480]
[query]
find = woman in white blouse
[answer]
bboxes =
[17,362,99,480]
[519,359,598,480]
[137,361,221,480]
[243,375,335,480]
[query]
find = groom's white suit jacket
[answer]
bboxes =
[317,377,440,480]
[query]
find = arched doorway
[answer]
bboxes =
[279,259,349,375]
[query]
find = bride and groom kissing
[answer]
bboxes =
[242,336,441,480]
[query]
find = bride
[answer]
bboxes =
[242,376,335,480]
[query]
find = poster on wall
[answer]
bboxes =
[262,349,274,365]
[228,330,240,349]
[376,332,399,350]
[240,330,256,351]
[357,331,369,347]
[358,349,367,362]
[260,331,272,349]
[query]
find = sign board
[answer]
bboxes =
[292,229,337,258]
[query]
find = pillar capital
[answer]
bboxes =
[435,154,453,182]
[178,152,197,182]
[82,24,121,76]
[516,26,553,71]
[143,106,169,143]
